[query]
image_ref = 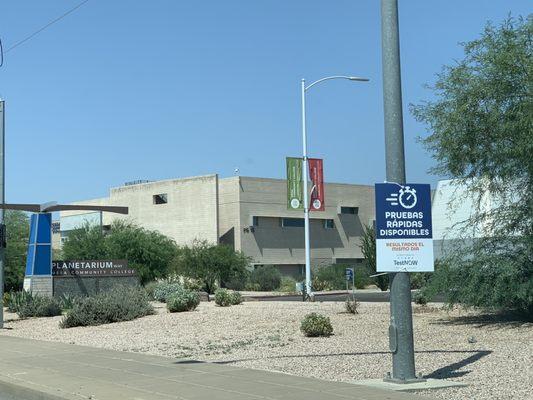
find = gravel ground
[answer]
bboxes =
[1,301,531,400]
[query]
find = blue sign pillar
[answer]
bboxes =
[23,213,53,296]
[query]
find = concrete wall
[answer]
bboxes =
[219,177,375,271]
[60,175,219,246]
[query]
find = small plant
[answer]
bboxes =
[230,290,243,305]
[167,289,200,312]
[60,286,154,328]
[6,290,34,313]
[57,293,80,311]
[413,291,428,306]
[3,291,10,307]
[345,296,359,314]
[249,266,281,291]
[311,277,332,292]
[143,281,158,300]
[17,295,62,319]
[153,282,184,303]
[214,288,242,306]
[300,313,333,337]
[278,276,297,293]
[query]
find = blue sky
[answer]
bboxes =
[0,1,530,203]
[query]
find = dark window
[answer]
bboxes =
[324,219,335,229]
[153,194,168,205]
[252,216,259,226]
[52,222,61,234]
[340,206,358,215]
[281,217,305,227]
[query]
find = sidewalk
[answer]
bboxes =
[0,336,433,400]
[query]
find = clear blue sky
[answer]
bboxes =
[0,1,530,204]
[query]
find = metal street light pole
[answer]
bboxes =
[300,76,369,298]
[381,0,419,382]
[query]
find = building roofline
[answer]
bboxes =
[225,175,374,188]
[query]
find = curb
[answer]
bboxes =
[0,376,69,400]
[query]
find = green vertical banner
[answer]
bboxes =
[286,157,303,209]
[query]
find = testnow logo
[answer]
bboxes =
[393,260,418,266]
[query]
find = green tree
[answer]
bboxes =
[4,211,30,291]
[174,240,250,294]
[360,224,388,291]
[411,17,533,315]
[62,220,178,284]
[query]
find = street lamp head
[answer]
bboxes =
[348,76,370,82]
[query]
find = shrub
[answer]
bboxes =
[250,266,281,291]
[300,313,333,337]
[311,276,332,292]
[153,282,184,303]
[17,295,62,319]
[214,289,242,306]
[6,290,34,313]
[167,289,200,312]
[312,264,372,291]
[413,291,429,306]
[57,294,80,311]
[230,290,243,305]
[244,282,261,291]
[143,281,158,300]
[278,276,297,293]
[345,296,359,314]
[60,286,154,328]
[224,274,249,291]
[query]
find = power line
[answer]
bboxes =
[5,0,90,54]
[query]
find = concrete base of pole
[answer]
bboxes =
[354,378,467,392]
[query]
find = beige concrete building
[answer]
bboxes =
[57,174,375,277]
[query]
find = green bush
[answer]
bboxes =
[300,313,333,337]
[224,274,249,291]
[250,266,281,291]
[413,291,428,306]
[143,281,158,300]
[244,282,261,291]
[153,282,184,303]
[230,290,243,305]
[17,295,62,319]
[312,264,372,291]
[60,287,154,328]
[57,294,80,311]
[167,289,200,312]
[278,276,297,293]
[6,291,34,313]
[214,289,242,306]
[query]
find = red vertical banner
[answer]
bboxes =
[308,158,325,211]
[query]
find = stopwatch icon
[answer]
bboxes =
[398,186,417,209]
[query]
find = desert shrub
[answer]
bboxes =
[413,291,428,306]
[17,295,62,319]
[300,313,333,337]
[345,296,359,314]
[60,286,154,328]
[167,289,200,312]
[143,281,158,300]
[312,264,372,291]
[244,282,261,291]
[153,282,184,303]
[278,276,297,292]
[57,294,80,311]
[2,292,9,307]
[410,273,432,290]
[311,276,332,291]
[250,266,281,291]
[214,289,242,306]
[6,290,34,313]
[224,273,249,291]
[174,240,250,294]
[230,290,243,305]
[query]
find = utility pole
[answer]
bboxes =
[0,100,5,329]
[381,0,419,382]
